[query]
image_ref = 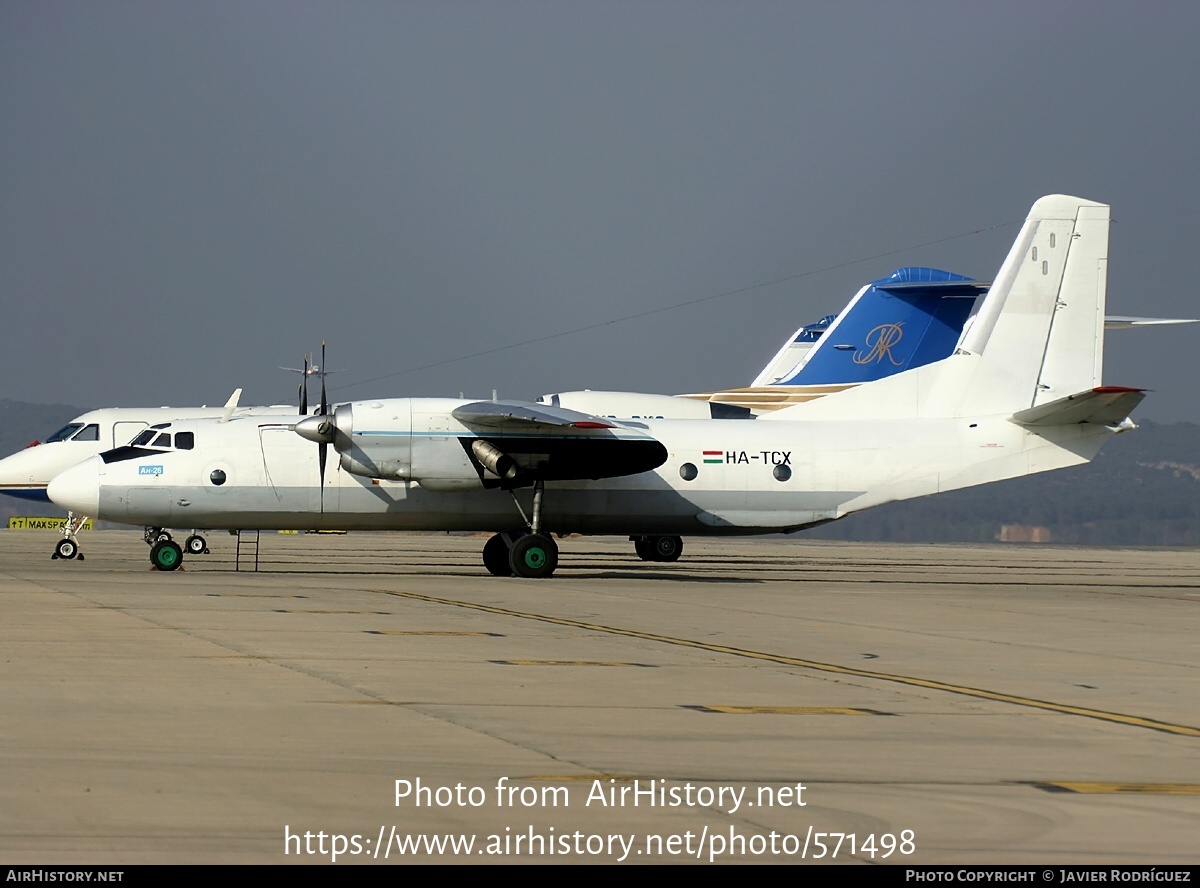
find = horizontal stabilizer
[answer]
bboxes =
[875,279,988,296]
[1010,387,1146,427]
[1104,316,1198,329]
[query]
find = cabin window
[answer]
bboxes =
[773,464,792,482]
[679,463,698,481]
[209,470,226,486]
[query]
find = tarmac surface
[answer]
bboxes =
[0,529,1197,865]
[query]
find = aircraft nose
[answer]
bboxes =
[0,448,37,485]
[47,458,101,517]
[0,447,51,502]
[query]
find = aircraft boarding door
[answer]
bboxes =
[111,422,148,448]
[258,426,318,515]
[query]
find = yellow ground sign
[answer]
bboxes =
[8,517,94,531]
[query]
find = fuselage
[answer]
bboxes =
[47,397,1113,538]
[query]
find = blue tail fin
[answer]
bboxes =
[778,267,986,385]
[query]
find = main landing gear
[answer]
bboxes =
[482,479,560,579]
[632,535,683,563]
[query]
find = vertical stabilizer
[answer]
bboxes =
[955,194,1109,414]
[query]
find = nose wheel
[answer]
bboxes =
[52,538,80,560]
[144,527,173,546]
[150,540,184,571]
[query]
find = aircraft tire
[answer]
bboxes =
[482,533,511,576]
[509,534,558,579]
[150,540,184,572]
[633,538,655,561]
[156,530,173,543]
[185,534,208,555]
[54,539,78,560]
[652,535,683,562]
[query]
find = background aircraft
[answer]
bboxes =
[0,392,298,560]
[48,195,1144,578]
[0,346,336,560]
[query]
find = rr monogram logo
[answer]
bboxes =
[852,323,904,366]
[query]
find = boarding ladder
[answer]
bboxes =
[235,529,260,572]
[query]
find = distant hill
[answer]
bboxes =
[0,399,88,459]
[0,400,1197,546]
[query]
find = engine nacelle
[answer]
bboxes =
[470,439,519,481]
[327,402,414,480]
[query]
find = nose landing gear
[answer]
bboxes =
[50,512,88,561]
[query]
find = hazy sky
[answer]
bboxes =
[3,1,1198,421]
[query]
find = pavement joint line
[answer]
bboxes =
[376,589,1200,739]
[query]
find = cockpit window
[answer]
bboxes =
[151,423,171,429]
[45,423,83,443]
[129,429,192,449]
[73,424,100,442]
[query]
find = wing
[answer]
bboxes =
[452,400,666,482]
[451,400,617,430]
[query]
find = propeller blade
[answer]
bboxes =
[319,340,328,418]
[300,354,310,414]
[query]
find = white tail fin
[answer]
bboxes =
[762,195,1111,422]
[955,193,1109,414]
